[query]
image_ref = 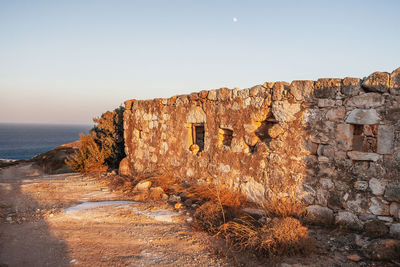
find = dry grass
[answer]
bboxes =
[104,171,313,258]
[193,201,244,233]
[261,197,306,218]
[184,184,248,208]
[218,217,313,256]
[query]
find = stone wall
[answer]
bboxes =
[121,67,400,238]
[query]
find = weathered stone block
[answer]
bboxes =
[347,151,382,162]
[335,211,363,231]
[267,124,284,139]
[135,180,152,191]
[249,85,263,96]
[390,224,400,239]
[354,181,368,191]
[199,90,208,99]
[217,87,232,101]
[314,78,341,98]
[320,178,334,190]
[336,123,353,151]
[390,202,400,219]
[345,109,380,125]
[369,197,390,215]
[364,239,400,260]
[290,80,314,101]
[318,99,335,107]
[119,157,132,176]
[304,205,334,225]
[187,106,206,123]
[390,67,400,95]
[384,184,400,202]
[326,106,346,121]
[237,88,249,99]
[377,125,394,154]
[364,220,389,238]
[362,71,390,93]
[342,77,361,96]
[346,93,385,108]
[317,144,335,158]
[271,100,301,122]
[207,89,217,100]
[369,178,387,196]
[272,82,289,101]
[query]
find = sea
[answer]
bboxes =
[0,123,92,160]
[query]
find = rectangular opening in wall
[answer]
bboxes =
[219,128,233,147]
[192,123,205,151]
[352,124,378,152]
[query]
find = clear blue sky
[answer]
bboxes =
[1,0,399,124]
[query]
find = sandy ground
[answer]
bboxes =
[0,163,231,267]
[1,163,395,267]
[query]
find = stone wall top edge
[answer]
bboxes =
[123,67,400,109]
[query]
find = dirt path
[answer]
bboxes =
[0,163,230,267]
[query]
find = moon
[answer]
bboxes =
[233,17,238,23]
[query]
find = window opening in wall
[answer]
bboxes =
[219,128,233,147]
[352,124,378,152]
[192,123,205,152]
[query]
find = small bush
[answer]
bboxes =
[261,196,306,218]
[65,134,108,173]
[218,217,313,256]
[66,106,125,173]
[184,184,248,208]
[91,106,125,169]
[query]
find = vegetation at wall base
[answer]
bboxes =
[66,106,125,173]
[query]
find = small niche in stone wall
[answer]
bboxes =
[352,124,378,152]
[255,118,280,144]
[191,123,205,152]
[218,128,233,147]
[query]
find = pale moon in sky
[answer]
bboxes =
[233,17,238,22]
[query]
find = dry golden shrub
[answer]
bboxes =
[258,217,312,256]
[193,201,244,233]
[65,134,108,173]
[217,216,260,251]
[261,196,306,218]
[218,217,313,256]
[184,184,248,208]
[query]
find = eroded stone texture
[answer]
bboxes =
[384,184,400,202]
[336,123,353,151]
[335,211,363,231]
[290,80,314,101]
[345,109,380,125]
[390,67,400,95]
[369,197,390,215]
[122,67,400,238]
[347,151,382,162]
[369,178,387,196]
[346,93,385,108]
[314,78,341,99]
[271,101,301,122]
[305,205,334,225]
[342,77,361,96]
[377,125,394,154]
[362,72,390,93]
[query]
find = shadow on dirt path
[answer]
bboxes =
[0,163,70,267]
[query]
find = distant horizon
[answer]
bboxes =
[1,0,399,124]
[0,121,94,126]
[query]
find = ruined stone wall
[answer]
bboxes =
[121,67,400,238]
